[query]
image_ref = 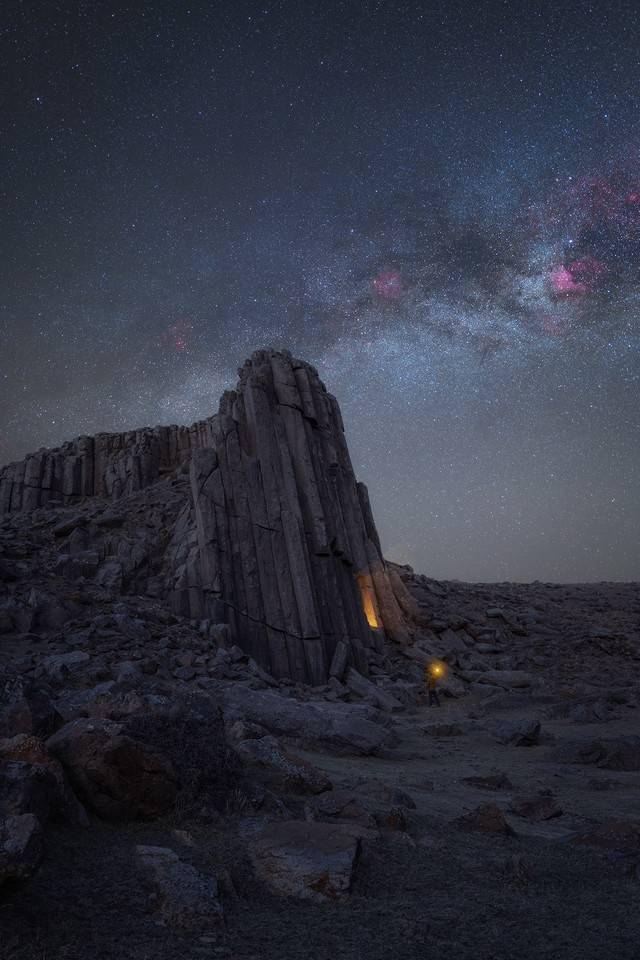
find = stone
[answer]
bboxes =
[509,794,563,821]
[221,686,394,756]
[345,668,403,712]
[566,736,640,771]
[136,845,223,930]
[571,821,640,852]
[0,680,61,739]
[0,813,44,884]
[307,788,374,826]
[0,760,58,823]
[248,820,365,900]
[0,734,88,825]
[486,718,541,746]
[42,651,90,683]
[46,718,177,821]
[235,735,332,794]
[438,629,471,655]
[455,803,516,836]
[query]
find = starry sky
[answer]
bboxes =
[2,0,639,582]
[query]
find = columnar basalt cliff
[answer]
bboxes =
[0,419,216,513]
[0,350,411,683]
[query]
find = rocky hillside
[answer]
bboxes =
[1,350,411,685]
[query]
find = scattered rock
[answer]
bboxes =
[235,735,332,795]
[571,821,640,852]
[0,813,44,884]
[566,736,640,772]
[345,668,403,712]
[248,820,367,901]
[509,793,562,821]
[485,718,541,746]
[462,773,514,791]
[0,734,88,825]
[221,687,395,756]
[47,718,177,820]
[136,845,223,929]
[455,803,515,836]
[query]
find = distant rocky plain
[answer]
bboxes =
[0,351,638,960]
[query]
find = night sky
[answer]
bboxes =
[2,1,639,582]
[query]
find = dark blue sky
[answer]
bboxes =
[2,1,639,580]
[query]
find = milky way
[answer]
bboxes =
[2,1,639,581]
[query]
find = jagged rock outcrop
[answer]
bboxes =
[164,351,408,683]
[0,350,409,684]
[0,420,216,513]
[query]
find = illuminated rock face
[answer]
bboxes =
[170,350,409,684]
[0,349,409,684]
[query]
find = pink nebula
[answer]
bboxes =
[161,321,191,351]
[373,269,404,300]
[549,265,586,295]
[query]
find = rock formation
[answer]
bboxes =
[0,419,216,512]
[0,350,410,684]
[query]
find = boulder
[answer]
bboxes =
[571,821,640,852]
[438,629,472,655]
[235,735,332,795]
[46,718,177,820]
[0,813,44,884]
[0,734,88,825]
[566,736,640,772]
[136,845,223,930]
[345,668,403,712]
[248,820,366,900]
[221,687,395,756]
[485,718,541,746]
[307,781,414,831]
[0,679,60,738]
[41,651,90,684]
[509,794,563,821]
[455,803,516,836]
[0,761,58,823]
[306,789,374,827]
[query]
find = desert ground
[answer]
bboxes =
[1,490,638,960]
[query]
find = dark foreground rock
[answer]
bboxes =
[247,820,369,900]
[46,718,177,820]
[221,687,395,755]
[0,813,44,884]
[234,735,332,795]
[136,845,223,930]
[455,803,516,836]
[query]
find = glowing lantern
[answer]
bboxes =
[428,660,446,679]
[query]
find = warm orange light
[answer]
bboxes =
[429,660,446,678]
[356,574,380,628]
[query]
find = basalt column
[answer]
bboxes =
[189,349,408,685]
